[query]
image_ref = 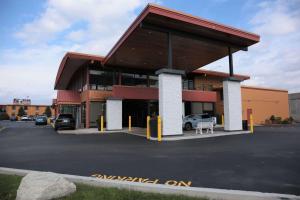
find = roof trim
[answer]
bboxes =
[55,52,104,89]
[104,3,260,64]
[192,69,250,80]
[241,85,288,93]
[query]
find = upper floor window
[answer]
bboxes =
[24,106,28,110]
[182,79,194,90]
[121,73,147,87]
[12,105,16,110]
[36,106,39,110]
[149,75,158,88]
[89,70,115,90]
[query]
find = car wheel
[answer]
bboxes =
[55,127,58,131]
[185,123,192,131]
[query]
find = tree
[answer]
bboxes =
[0,112,9,120]
[17,106,26,117]
[44,106,52,117]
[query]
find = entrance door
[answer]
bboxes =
[123,100,158,127]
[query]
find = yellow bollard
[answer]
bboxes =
[128,116,131,132]
[250,114,254,133]
[146,116,150,140]
[157,116,162,142]
[100,115,104,132]
[221,114,224,126]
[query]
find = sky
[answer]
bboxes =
[0,0,300,104]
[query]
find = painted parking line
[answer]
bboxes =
[91,173,192,187]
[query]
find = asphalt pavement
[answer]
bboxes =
[0,121,300,195]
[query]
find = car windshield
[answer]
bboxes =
[58,114,73,119]
[37,116,46,120]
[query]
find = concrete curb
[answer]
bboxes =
[149,131,251,141]
[0,167,299,200]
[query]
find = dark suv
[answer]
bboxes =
[54,114,75,131]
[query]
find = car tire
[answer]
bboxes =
[55,127,58,131]
[185,123,192,131]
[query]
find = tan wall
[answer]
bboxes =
[81,90,112,102]
[241,86,289,124]
[4,105,54,117]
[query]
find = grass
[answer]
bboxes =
[0,174,207,200]
[0,174,22,200]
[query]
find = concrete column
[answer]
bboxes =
[156,68,185,136]
[223,78,242,131]
[106,98,122,130]
[182,102,185,117]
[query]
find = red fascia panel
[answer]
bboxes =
[112,85,216,102]
[148,4,260,42]
[57,90,81,104]
[113,85,158,100]
[183,90,216,102]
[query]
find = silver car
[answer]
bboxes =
[182,114,216,131]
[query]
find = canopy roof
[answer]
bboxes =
[55,4,259,89]
[104,4,259,71]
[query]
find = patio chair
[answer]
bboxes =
[196,121,214,134]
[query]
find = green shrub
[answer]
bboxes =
[0,112,9,120]
[281,119,289,124]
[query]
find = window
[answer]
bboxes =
[149,75,158,87]
[89,70,115,90]
[182,79,194,90]
[121,73,148,87]
[36,106,39,110]
[24,106,28,110]
[12,105,16,110]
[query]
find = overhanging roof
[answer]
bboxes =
[55,52,104,89]
[104,4,260,71]
[55,4,260,90]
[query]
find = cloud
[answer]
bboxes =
[1,0,156,104]
[204,0,300,93]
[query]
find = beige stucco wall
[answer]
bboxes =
[241,86,289,124]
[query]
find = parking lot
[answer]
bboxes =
[0,121,300,195]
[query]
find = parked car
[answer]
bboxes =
[21,115,30,121]
[182,114,216,131]
[10,116,17,121]
[35,116,48,125]
[54,114,75,131]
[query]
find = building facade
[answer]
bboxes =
[289,93,300,122]
[1,104,54,118]
[54,4,265,134]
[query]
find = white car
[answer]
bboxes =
[21,115,30,121]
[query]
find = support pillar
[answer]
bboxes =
[223,78,242,131]
[156,68,185,136]
[106,98,122,130]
